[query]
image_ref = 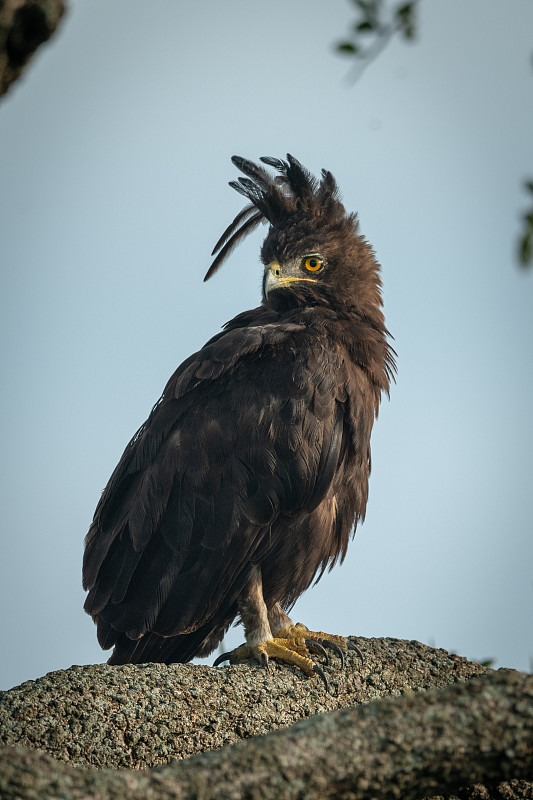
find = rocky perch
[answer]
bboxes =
[1,637,532,799]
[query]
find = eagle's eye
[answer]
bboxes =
[302,256,324,273]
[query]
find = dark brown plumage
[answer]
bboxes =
[83,154,395,673]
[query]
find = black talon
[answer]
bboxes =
[305,639,329,665]
[260,651,270,671]
[313,663,329,692]
[347,639,364,665]
[213,651,233,667]
[320,640,345,669]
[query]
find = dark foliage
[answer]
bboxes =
[335,0,419,78]
[335,1,532,270]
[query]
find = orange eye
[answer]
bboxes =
[303,256,323,273]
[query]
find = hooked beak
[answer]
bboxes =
[263,261,318,297]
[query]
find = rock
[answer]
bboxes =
[1,637,531,800]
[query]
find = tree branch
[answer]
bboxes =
[0,0,66,98]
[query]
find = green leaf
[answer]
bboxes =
[524,180,533,194]
[395,2,416,39]
[336,42,359,55]
[519,232,532,266]
[351,0,382,15]
[357,21,375,32]
[396,2,414,16]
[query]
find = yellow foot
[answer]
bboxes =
[213,624,362,691]
[214,637,327,687]
[275,623,363,669]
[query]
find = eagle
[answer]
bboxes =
[83,155,395,685]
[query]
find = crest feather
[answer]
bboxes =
[204,154,345,281]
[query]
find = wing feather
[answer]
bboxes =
[83,320,356,662]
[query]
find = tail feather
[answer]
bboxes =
[107,617,231,665]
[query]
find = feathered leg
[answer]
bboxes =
[214,568,360,688]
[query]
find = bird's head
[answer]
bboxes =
[205,155,384,322]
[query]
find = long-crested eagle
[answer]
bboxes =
[83,155,395,684]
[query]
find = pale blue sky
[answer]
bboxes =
[1,0,532,690]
